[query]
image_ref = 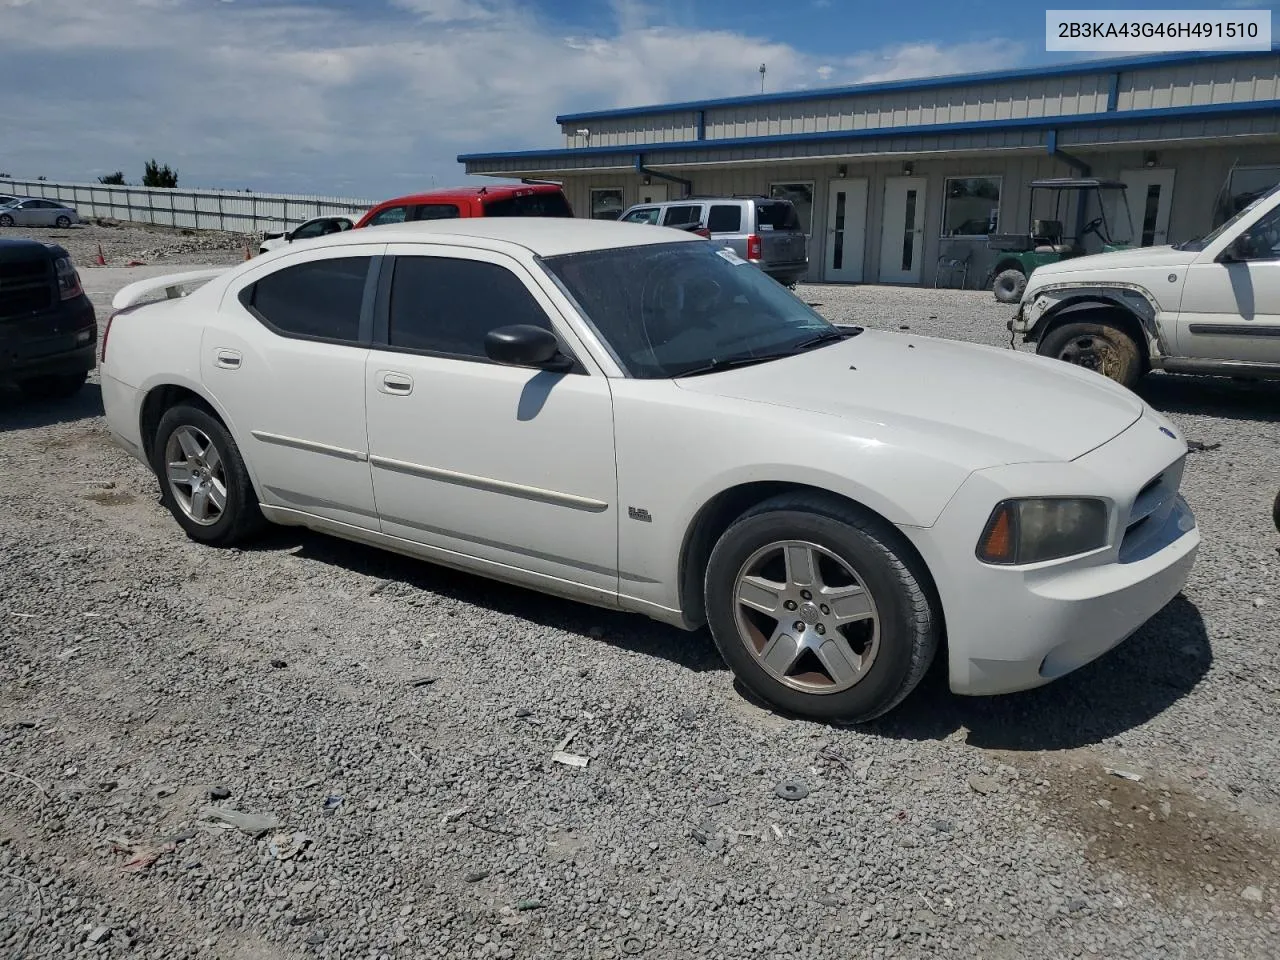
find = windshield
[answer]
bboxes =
[540,241,838,378]
[1176,181,1280,252]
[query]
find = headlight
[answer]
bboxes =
[976,497,1109,565]
[55,256,83,300]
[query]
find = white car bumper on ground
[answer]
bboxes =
[903,405,1200,697]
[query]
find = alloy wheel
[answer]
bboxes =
[731,540,880,695]
[164,425,228,526]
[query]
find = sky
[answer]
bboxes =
[1,0,1276,199]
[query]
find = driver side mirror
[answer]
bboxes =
[484,324,573,371]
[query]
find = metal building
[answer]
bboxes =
[458,48,1280,287]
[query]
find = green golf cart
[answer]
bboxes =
[986,178,1134,303]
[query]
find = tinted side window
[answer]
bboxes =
[245,257,370,342]
[291,220,327,240]
[662,205,702,226]
[707,205,742,232]
[368,206,409,226]
[388,257,552,360]
[482,192,574,218]
[412,204,461,221]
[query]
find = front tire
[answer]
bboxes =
[992,268,1027,304]
[704,494,939,724]
[152,403,265,546]
[18,371,87,400]
[1273,488,1280,533]
[1037,320,1144,390]
[0,214,13,227]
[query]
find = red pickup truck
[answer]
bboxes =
[355,183,574,227]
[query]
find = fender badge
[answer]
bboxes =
[1159,426,1176,439]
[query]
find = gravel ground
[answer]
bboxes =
[0,222,252,268]
[0,260,1278,959]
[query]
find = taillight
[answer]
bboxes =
[694,228,711,239]
[55,256,83,300]
[746,234,762,260]
[100,312,117,363]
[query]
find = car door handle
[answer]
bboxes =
[380,372,413,395]
[214,349,242,369]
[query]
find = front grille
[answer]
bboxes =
[0,260,54,318]
[1118,457,1185,563]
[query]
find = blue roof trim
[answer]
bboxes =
[553,47,1280,125]
[460,97,1280,164]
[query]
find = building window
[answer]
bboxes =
[942,176,1001,238]
[589,188,625,220]
[769,182,814,235]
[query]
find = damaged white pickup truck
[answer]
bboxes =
[1010,181,1280,389]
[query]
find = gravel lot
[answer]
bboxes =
[1,241,1279,959]
[0,222,252,268]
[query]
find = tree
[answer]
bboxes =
[142,159,178,188]
[98,171,127,185]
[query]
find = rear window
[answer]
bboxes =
[756,201,801,231]
[482,192,573,218]
[707,205,742,233]
[413,204,461,221]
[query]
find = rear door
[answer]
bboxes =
[206,247,383,531]
[621,207,661,225]
[754,200,807,267]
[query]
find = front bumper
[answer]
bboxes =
[901,408,1199,696]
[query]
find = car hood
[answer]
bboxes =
[1031,245,1198,279]
[672,330,1145,466]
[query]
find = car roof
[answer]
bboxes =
[300,217,703,258]
[370,183,565,207]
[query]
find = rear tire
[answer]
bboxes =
[152,403,265,546]
[992,268,1027,304]
[1037,320,1144,390]
[18,371,87,400]
[703,493,939,724]
[1272,488,1280,533]
[55,216,72,228]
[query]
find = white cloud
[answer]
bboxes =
[0,0,1026,197]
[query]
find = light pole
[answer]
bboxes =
[759,63,766,93]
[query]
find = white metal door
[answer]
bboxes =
[823,178,868,282]
[638,183,669,205]
[1120,168,1176,247]
[879,177,927,284]
[364,245,620,595]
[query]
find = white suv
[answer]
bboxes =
[1010,181,1280,389]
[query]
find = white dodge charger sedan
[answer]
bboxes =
[99,218,1199,723]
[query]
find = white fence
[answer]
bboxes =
[0,178,377,235]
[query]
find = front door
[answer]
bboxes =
[638,183,669,205]
[823,178,868,282]
[1176,200,1280,362]
[364,244,620,596]
[1121,168,1176,247]
[879,176,927,283]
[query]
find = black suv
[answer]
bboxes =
[0,238,96,399]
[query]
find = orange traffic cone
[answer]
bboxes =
[244,244,252,261]
[94,243,106,266]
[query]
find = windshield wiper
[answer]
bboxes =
[671,353,797,377]
[793,327,859,350]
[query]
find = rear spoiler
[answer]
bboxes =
[111,267,230,310]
